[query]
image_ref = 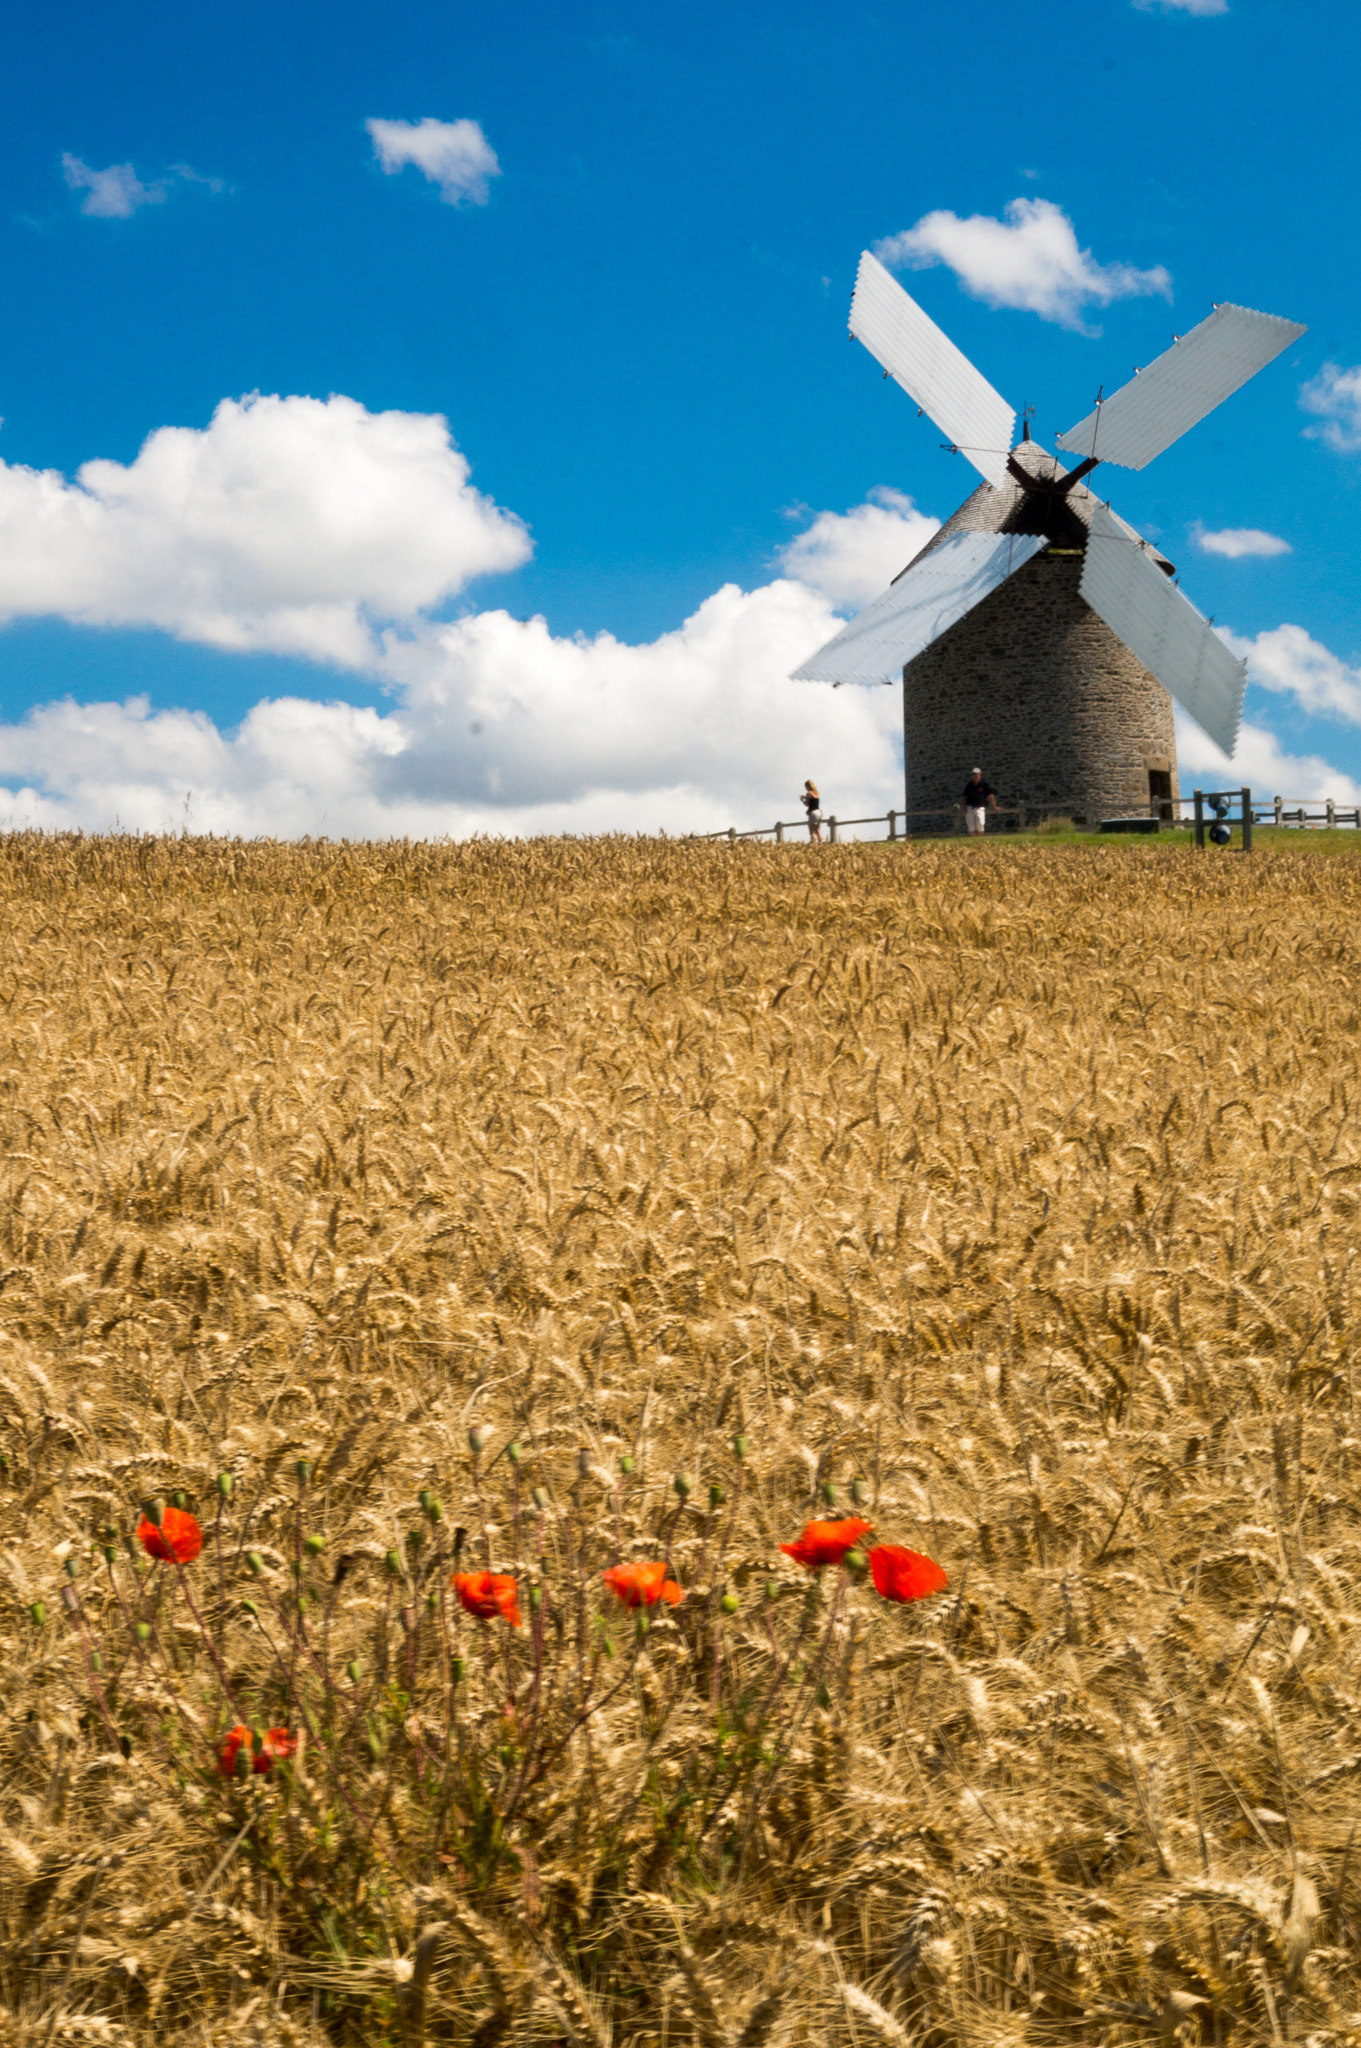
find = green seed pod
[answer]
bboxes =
[142,1497,164,1528]
[451,1655,466,1683]
[820,1480,838,1506]
[424,1497,443,1524]
[346,1659,362,1683]
[721,1592,740,1615]
[635,1611,650,1639]
[619,1454,636,1475]
[507,1441,523,1465]
[844,1548,869,1575]
[240,1598,259,1619]
[102,1543,116,1566]
[295,1459,313,1486]
[529,1583,544,1612]
[531,1486,550,1512]
[246,1551,264,1576]
[28,1601,47,1627]
[673,1471,694,1499]
[135,1621,152,1644]
[171,1488,188,1512]
[216,1471,234,1498]
[296,1595,308,1616]
[732,1434,748,1461]
[63,1556,79,1579]
[764,1579,779,1602]
[709,1483,725,1509]
[90,1650,104,1671]
[385,1547,404,1578]
[303,1533,325,1556]
[426,1589,438,1612]
[234,1746,251,1780]
[850,1477,868,1505]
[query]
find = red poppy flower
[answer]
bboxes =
[216,1724,296,1777]
[601,1560,683,1608]
[453,1571,522,1627]
[779,1518,873,1571]
[868,1544,948,1603]
[137,1503,203,1564]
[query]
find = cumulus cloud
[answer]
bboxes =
[1192,524,1290,560]
[775,488,938,608]
[1174,711,1361,805]
[1133,0,1228,14]
[1300,363,1361,453]
[875,197,1172,332]
[366,117,501,206]
[62,155,167,218]
[0,393,531,665]
[1221,623,1361,727]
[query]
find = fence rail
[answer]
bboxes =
[691,791,1361,847]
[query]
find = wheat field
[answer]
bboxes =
[1,831,1359,2048]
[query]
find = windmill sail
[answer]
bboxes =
[1056,303,1307,471]
[850,252,1016,491]
[791,531,1047,687]
[1080,505,1246,755]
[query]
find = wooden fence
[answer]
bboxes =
[691,792,1361,847]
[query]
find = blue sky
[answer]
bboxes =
[0,0,1357,834]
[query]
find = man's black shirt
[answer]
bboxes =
[962,779,995,807]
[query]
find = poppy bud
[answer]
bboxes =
[721,1592,740,1615]
[529,1584,544,1612]
[241,1598,259,1618]
[851,1478,868,1505]
[135,1621,151,1643]
[709,1483,725,1509]
[424,1496,443,1524]
[295,1459,313,1486]
[451,1655,466,1682]
[385,1548,404,1578]
[732,1435,748,1461]
[171,1489,188,1512]
[63,1557,79,1579]
[90,1651,104,1671]
[304,1533,325,1556]
[620,1455,635,1475]
[531,1487,550,1512]
[427,1589,438,1612]
[469,1425,490,1455]
[102,1544,116,1565]
[673,1471,694,1499]
[635,1612,649,1638]
[61,1584,80,1615]
[347,1659,362,1683]
[142,1497,164,1528]
[216,1472,234,1498]
[507,1442,523,1465]
[246,1551,265,1576]
[296,1595,309,1616]
[844,1548,869,1575]
[820,1480,838,1506]
[764,1580,779,1602]
[234,1747,251,1780]
[29,1601,46,1626]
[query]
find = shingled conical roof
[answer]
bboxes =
[898,434,1174,580]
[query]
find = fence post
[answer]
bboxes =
[775,820,784,845]
[1241,788,1252,855]
[828,816,838,844]
[887,809,897,841]
[1274,794,1283,828]
[728,827,736,845]
[1327,798,1336,829]
[1193,790,1205,849]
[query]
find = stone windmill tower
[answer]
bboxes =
[793,253,1305,821]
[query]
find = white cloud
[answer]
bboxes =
[1175,711,1361,805]
[62,155,166,218]
[1221,623,1361,727]
[0,393,531,665]
[1300,363,1361,453]
[1192,524,1290,560]
[366,117,501,207]
[775,488,938,608]
[875,197,1172,333]
[1134,0,1228,15]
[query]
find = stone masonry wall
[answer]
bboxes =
[903,551,1180,819]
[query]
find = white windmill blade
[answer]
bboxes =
[850,251,1016,491]
[1080,504,1246,755]
[1056,302,1307,471]
[791,531,1047,688]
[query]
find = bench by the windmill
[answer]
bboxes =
[792,253,1305,823]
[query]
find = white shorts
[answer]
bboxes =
[966,806,987,834]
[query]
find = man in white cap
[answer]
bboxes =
[961,768,999,835]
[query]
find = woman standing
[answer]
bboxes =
[802,780,823,842]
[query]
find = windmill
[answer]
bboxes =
[792,251,1305,822]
